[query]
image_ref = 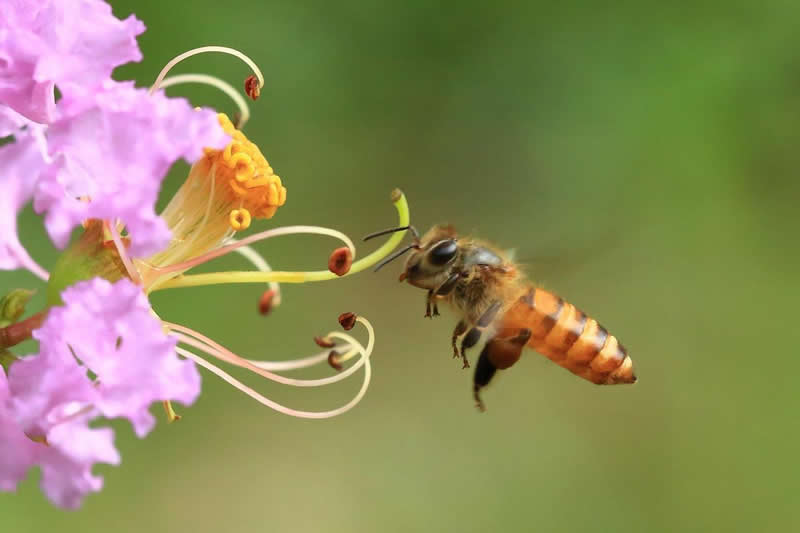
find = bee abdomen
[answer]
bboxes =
[502,288,636,385]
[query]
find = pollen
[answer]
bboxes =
[212,113,286,225]
[139,113,287,287]
[230,208,251,230]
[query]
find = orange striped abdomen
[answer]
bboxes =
[499,287,636,385]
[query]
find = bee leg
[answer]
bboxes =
[459,327,482,369]
[455,301,502,369]
[473,328,532,412]
[473,344,496,412]
[424,291,434,318]
[435,273,461,296]
[477,300,502,328]
[451,320,468,359]
[431,273,460,318]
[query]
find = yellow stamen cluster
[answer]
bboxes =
[210,114,286,229]
[138,113,287,289]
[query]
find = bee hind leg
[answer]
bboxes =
[455,300,503,369]
[472,328,532,412]
[473,345,496,412]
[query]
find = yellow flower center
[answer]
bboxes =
[211,113,286,223]
[137,113,286,288]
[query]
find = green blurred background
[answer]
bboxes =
[3,0,799,531]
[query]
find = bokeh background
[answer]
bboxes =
[3,1,799,531]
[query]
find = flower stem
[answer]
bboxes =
[154,189,410,291]
[0,311,46,349]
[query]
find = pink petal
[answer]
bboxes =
[35,278,202,437]
[0,121,50,279]
[33,82,229,256]
[0,0,145,123]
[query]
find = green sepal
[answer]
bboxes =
[47,220,130,305]
[0,289,36,328]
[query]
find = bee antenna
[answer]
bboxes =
[372,244,417,272]
[362,225,420,242]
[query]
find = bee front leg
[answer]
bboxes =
[429,273,461,318]
[424,290,434,318]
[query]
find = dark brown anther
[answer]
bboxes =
[328,247,353,277]
[338,312,357,331]
[314,336,336,348]
[258,289,276,315]
[244,75,261,100]
[328,350,343,371]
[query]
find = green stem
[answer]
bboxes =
[156,189,411,291]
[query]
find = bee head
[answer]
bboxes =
[364,224,460,290]
[400,225,460,290]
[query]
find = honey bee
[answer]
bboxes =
[365,224,637,410]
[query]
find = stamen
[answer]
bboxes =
[157,73,252,127]
[227,239,282,309]
[145,225,355,292]
[106,220,141,285]
[168,316,376,418]
[332,346,361,366]
[162,400,181,422]
[150,46,264,97]
[328,247,353,276]
[152,189,410,291]
[176,345,371,419]
[258,289,276,315]
[328,350,343,371]
[338,312,357,330]
[314,336,336,348]
[168,327,364,388]
[229,208,252,231]
[248,346,348,372]
[244,75,261,100]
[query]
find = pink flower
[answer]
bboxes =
[1,82,229,270]
[1,333,120,510]
[35,278,201,436]
[0,0,407,512]
[1,278,199,508]
[0,0,145,123]
[0,118,48,278]
[32,81,229,256]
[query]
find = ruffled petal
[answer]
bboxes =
[4,347,118,509]
[0,118,50,279]
[0,372,38,492]
[33,82,230,257]
[39,419,119,509]
[0,0,145,123]
[34,278,202,437]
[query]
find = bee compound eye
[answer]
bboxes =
[429,240,458,266]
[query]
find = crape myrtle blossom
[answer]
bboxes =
[0,0,145,124]
[1,0,411,510]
